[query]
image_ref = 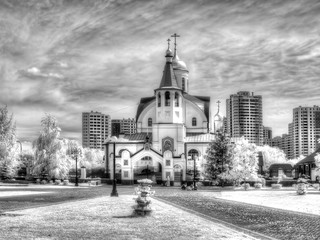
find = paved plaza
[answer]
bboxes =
[0,184,319,239]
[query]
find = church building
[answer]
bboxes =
[104,36,218,185]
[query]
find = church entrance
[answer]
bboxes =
[133,156,162,185]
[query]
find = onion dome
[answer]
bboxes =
[172,50,188,71]
[166,48,173,57]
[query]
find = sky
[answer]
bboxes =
[1,0,320,147]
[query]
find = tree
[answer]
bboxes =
[82,148,104,168]
[0,106,19,179]
[205,131,232,185]
[221,137,258,186]
[33,114,70,179]
[65,140,83,169]
[257,145,287,173]
[19,150,35,179]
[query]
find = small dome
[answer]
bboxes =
[166,48,173,57]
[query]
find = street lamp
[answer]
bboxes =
[70,146,82,187]
[75,151,79,187]
[108,136,118,197]
[193,157,197,190]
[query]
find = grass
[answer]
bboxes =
[0,185,257,240]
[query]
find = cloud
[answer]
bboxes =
[1,0,320,142]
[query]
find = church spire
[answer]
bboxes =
[158,39,179,89]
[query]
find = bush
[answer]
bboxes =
[63,180,69,186]
[271,183,282,189]
[54,180,61,185]
[41,180,47,184]
[36,179,41,184]
[254,183,262,189]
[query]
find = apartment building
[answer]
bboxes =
[292,106,320,158]
[111,118,136,137]
[82,111,111,149]
[226,91,263,146]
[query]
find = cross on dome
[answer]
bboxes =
[217,100,221,112]
[171,33,180,51]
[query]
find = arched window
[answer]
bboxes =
[192,117,197,126]
[182,78,185,91]
[148,118,152,127]
[165,91,170,106]
[188,149,199,160]
[175,92,179,107]
[158,93,161,107]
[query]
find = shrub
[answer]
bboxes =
[271,183,282,189]
[63,180,69,186]
[55,180,61,185]
[36,179,41,184]
[41,180,47,184]
[254,183,262,189]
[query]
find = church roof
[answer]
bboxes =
[183,94,210,122]
[157,62,180,89]
[135,96,155,121]
[269,163,293,170]
[185,133,215,142]
[112,133,152,143]
[295,148,320,166]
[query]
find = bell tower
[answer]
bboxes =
[155,39,183,124]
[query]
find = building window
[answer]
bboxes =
[188,149,199,160]
[124,171,129,178]
[182,78,185,91]
[124,159,128,166]
[166,160,171,166]
[192,117,197,126]
[175,92,179,107]
[148,118,152,127]
[158,93,161,107]
[165,91,170,106]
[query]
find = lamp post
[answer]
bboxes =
[109,136,118,197]
[147,164,149,179]
[75,152,79,187]
[193,158,196,190]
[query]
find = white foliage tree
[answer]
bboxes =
[257,145,287,172]
[33,114,70,179]
[221,137,258,185]
[82,148,104,168]
[0,106,20,178]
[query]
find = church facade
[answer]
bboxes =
[104,37,217,185]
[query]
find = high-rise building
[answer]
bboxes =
[263,126,272,145]
[292,106,320,158]
[226,91,263,146]
[82,111,111,149]
[111,118,136,137]
[120,118,136,135]
[272,134,292,159]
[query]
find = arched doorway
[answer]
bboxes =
[133,156,163,184]
[187,149,200,182]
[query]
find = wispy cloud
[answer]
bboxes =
[1,0,320,142]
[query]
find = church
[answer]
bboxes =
[104,35,222,185]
